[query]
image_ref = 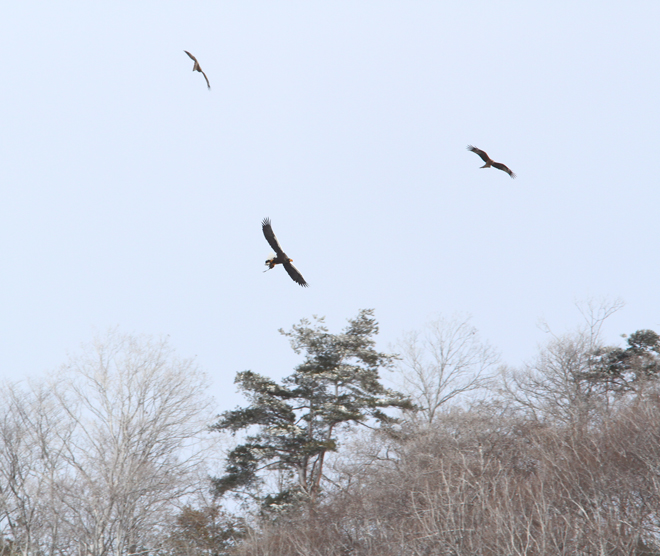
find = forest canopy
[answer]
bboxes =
[1,312,659,556]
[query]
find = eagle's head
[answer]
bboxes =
[265,252,277,269]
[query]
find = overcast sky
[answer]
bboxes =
[1,2,658,410]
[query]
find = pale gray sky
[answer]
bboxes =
[1,2,658,409]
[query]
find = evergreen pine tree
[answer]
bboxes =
[212,309,411,508]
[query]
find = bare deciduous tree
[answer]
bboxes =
[502,330,603,426]
[0,382,72,556]
[502,298,625,427]
[394,314,499,424]
[52,332,214,556]
[0,332,215,556]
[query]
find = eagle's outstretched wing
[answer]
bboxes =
[467,145,491,164]
[284,261,308,287]
[492,162,516,179]
[184,50,198,63]
[262,218,286,257]
[200,70,211,89]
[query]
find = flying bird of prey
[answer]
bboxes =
[184,50,211,90]
[262,218,308,287]
[467,145,516,179]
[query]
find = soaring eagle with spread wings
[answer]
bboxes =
[262,218,308,287]
[184,50,211,90]
[467,145,516,179]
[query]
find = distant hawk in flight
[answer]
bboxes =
[184,50,211,90]
[467,145,516,178]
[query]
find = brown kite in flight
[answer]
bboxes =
[262,218,308,287]
[184,50,211,90]
[467,145,516,179]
